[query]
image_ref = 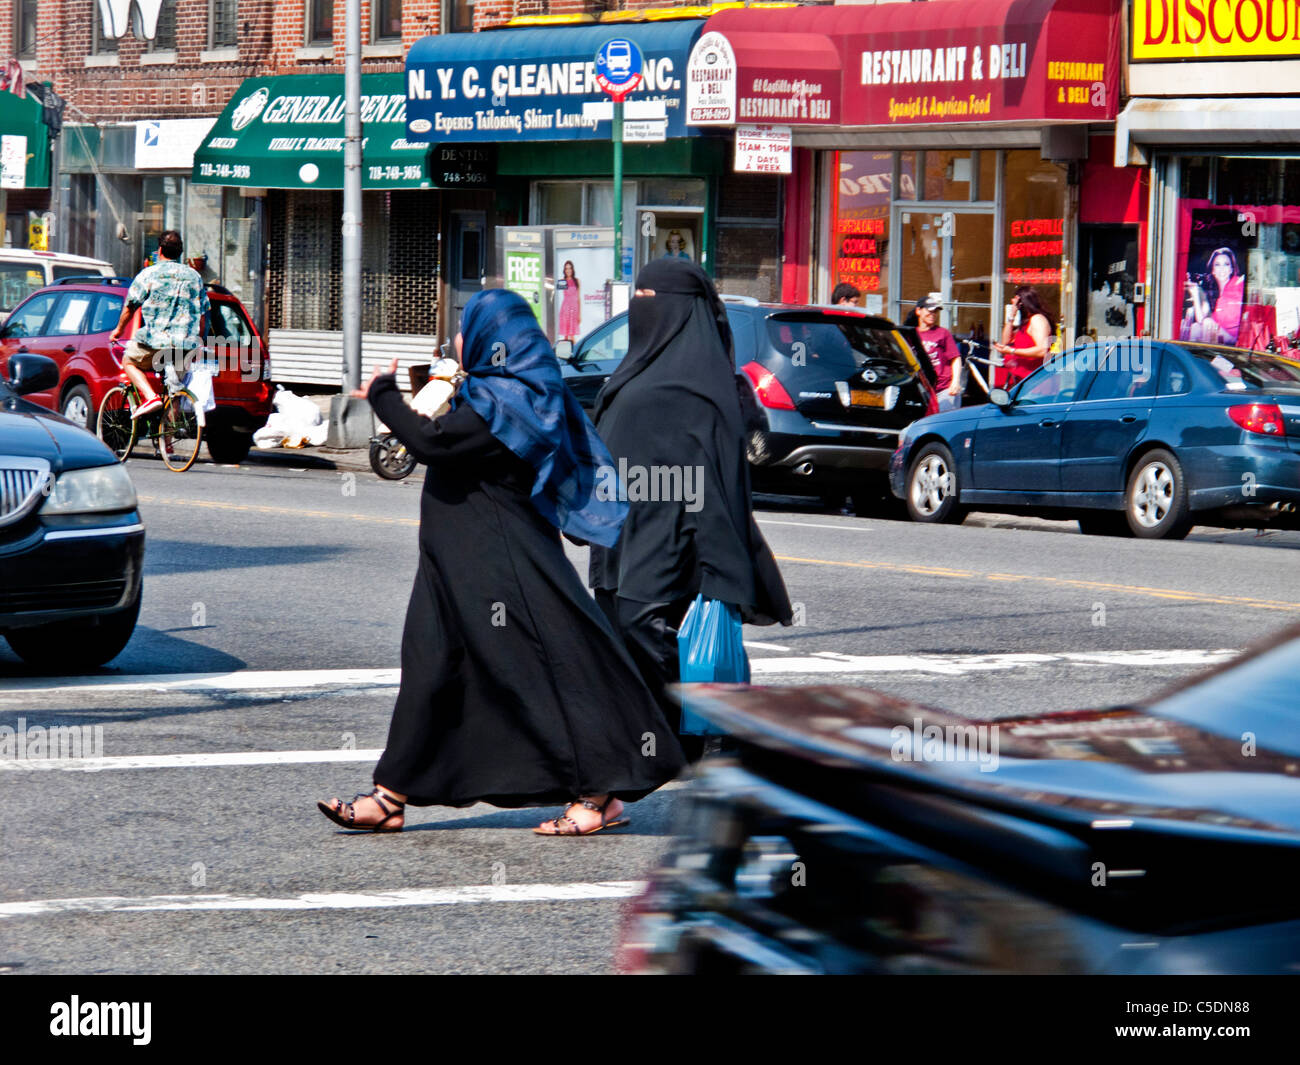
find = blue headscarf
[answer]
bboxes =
[455,288,627,548]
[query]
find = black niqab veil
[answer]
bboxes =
[588,259,792,625]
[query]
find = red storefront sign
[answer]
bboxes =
[686,29,841,126]
[703,0,1121,127]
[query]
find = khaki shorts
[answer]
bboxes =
[121,339,158,370]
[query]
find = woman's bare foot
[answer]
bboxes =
[533,794,628,835]
[318,786,407,832]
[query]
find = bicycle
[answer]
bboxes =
[96,341,204,472]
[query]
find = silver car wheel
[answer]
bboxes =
[63,394,90,429]
[1130,460,1174,528]
[910,453,952,517]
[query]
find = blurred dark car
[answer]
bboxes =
[890,339,1300,538]
[620,625,1300,974]
[561,298,938,503]
[0,276,274,464]
[0,353,144,669]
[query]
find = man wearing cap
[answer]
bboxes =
[915,296,962,412]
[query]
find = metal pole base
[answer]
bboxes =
[326,394,374,449]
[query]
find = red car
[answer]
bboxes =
[0,276,273,463]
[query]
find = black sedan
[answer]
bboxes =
[0,354,144,669]
[562,299,938,506]
[890,339,1300,538]
[621,624,1300,974]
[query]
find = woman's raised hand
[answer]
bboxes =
[352,358,400,399]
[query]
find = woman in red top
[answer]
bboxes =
[994,285,1053,390]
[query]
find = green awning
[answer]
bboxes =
[191,73,430,190]
[0,91,51,189]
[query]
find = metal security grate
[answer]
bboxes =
[0,458,51,527]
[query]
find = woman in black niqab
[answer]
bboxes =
[589,259,792,742]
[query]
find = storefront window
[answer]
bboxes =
[1002,151,1067,337]
[1174,156,1300,352]
[830,151,892,309]
[923,151,972,202]
[141,175,186,268]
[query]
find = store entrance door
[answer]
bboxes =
[891,207,994,338]
[448,210,485,332]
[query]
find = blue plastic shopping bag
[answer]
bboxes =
[677,594,750,735]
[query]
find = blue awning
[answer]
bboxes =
[405,21,704,143]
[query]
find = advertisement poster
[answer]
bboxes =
[1081,226,1138,339]
[504,249,545,324]
[553,229,614,343]
[1180,208,1248,347]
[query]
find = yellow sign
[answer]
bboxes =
[1133,0,1300,60]
[27,219,47,251]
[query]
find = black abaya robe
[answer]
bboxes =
[368,375,685,807]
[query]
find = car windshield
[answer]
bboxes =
[1183,345,1300,394]
[765,315,918,377]
[0,263,47,314]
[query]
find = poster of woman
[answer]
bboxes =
[557,260,581,343]
[1181,210,1248,347]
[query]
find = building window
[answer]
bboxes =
[308,0,333,44]
[150,1,177,52]
[374,0,401,41]
[210,0,238,49]
[16,0,38,58]
[444,0,473,34]
[92,4,119,54]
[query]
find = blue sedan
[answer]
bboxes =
[890,339,1300,539]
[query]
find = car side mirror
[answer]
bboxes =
[554,339,574,361]
[989,387,1012,409]
[7,353,59,396]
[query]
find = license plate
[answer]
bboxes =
[849,389,886,407]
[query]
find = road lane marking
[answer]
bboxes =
[0,881,646,919]
[0,748,384,773]
[750,647,1237,677]
[134,496,1299,612]
[773,554,1300,612]
[135,495,420,528]
[0,668,402,695]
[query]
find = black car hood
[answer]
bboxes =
[0,393,117,472]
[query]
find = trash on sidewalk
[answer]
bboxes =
[253,387,330,450]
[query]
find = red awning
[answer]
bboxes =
[696,0,1121,129]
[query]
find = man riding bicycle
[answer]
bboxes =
[108,229,208,420]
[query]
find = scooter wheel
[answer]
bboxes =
[369,434,417,480]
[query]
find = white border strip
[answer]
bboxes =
[0,748,384,773]
[0,881,646,918]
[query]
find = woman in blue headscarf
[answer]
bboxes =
[318,289,685,836]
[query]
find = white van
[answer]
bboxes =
[0,250,116,316]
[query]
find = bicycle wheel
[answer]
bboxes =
[158,390,203,472]
[96,385,137,461]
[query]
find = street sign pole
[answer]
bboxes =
[612,99,624,282]
[329,0,371,447]
[594,38,643,287]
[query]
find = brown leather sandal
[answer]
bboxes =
[533,796,629,836]
[317,787,406,833]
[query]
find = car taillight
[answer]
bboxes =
[741,361,796,410]
[1228,403,1286,436]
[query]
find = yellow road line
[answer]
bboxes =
[135,496,1298,613]
[136,495,420,528]
[773,554,1300,613]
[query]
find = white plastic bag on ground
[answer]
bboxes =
[253,387,329,449]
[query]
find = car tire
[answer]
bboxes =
[205,424,252,464]
[905,443,967,524]
[3,586,141,670]
[1125,449,1192,540]
[1076,512,1132,537]
[60,383,93,431]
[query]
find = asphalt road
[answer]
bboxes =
[3,452,1299,974]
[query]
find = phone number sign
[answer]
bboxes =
[733,125,792,175]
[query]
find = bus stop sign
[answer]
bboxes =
[594,38,644,102]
